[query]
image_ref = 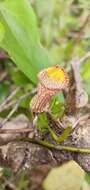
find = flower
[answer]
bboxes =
[30,65,69,113]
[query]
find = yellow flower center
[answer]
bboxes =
[46,66,65,81]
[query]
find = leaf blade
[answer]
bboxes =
[0,0,51,84]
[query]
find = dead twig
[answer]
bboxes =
[0,87,21,112]
[0,99,16,112]
[72,113,90,129]
[0,89,36,128]
[78,51,90,64]
[0,72,8,82]
[76,13,90,40]
[71,55,89,108]
[0,127,33,134]
[65,51,90,113]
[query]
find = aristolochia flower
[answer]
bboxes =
[30,65,69,113]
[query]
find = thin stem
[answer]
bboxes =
[14,137,90,154]
[0,136,90,154]
[0,89,36,128]
[0,87,20,112]
[79,51,90,65]
[48,126,72,143]
[72,114,90,129]
[76,13,90,40]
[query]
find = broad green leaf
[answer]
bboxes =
[0,22,5,42]
[0,0,51,84]
[43,161,85,190]
[50,94,65,119]
[10,69,30,85]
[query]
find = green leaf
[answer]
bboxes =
[3,167,13,178]
[0,0,51,84]
[50,94,65,119]
[0,22,5,42]
[49,126,72,143]
[10,69,30,85]
[37,112,48,133]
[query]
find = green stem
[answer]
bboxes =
[16,137,90,154]
[48,126,72,143]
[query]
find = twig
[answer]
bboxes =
[46,112,64,130]
[0,87,21,112]
[0,72,7,82]
[71,50,90,89]
[76,13,90,40]
[0,103,20,127]
[0,99,16,112]
[72,114,90,129]
[0,89,36,128]
[79,51,90,64]
[0,127,33,134]
[71,56,88,108]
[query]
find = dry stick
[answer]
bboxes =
[0,127,33,134]
[0,72,7,82]
[64,13,90,110]
[46,112,64,130]
[71,51,90,88]
[79,51,90,64]
[71,53,90,108]
[0,103,20,127]
[0,89,36,128]
[72,114,90,131]
[0,99,16,112]
[0,86,21,112]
